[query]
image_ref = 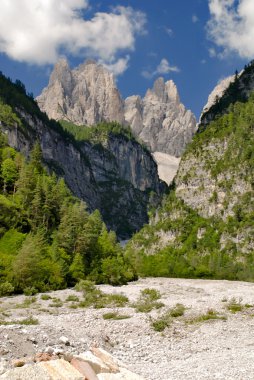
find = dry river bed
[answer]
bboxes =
[1,278,254,379]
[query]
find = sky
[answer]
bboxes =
[0,0,254,118]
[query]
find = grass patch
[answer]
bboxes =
[102,312,131,320]
[0,316,39,325]
[226,298,244,313]
[15,296,37,309]
[49,298,63,308]
[151,304,186,332]
[65,295,80,302]
[40,294,52,301]
[188,309,227,324]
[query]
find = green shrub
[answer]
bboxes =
[65,295,79,302]
[40,294,52,300]
[226,298,244,313]
[169,303,185,317]
[133,288,164,313]
[188,309,227,324]
[102,312,131,320]
[0,282,14,297]
[24,287,38,296]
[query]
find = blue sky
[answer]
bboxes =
[0,0,253,118]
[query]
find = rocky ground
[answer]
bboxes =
[1,278,254,379]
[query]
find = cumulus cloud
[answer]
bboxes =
[207,0,254,59]
[100,56,130,76]
[0,0,146,74]
[142,58,180,79]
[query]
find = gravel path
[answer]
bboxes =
[1,278,254,379]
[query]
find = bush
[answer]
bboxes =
[23,286,38,296]
[0,281,14,296]
[133,288,164,313]
[102,312,131,320]
[226,298,243,313]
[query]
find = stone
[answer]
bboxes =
[45,346,55,355]
[59,336,70,346]
[38,359,83,379]
[34,352,56,362]
[97,367,145,380]
[91,347,119,373]
[12,359,26,368]
[71,358,99,380]
[75,351,111,374]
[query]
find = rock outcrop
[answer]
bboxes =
[125,78,197,157]
[0,347,145,379]
[37,59,124,126]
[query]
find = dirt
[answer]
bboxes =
[1,277,254,379]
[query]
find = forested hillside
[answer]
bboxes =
[0,119,136,295]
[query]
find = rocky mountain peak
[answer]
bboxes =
[36,59,124,125]
[125,77,196,157]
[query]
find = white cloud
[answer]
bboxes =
[0,0,146,74]
[100,56,130,76]
[141,58,180,79]
[207,0,254,59]
[192,14,199,23]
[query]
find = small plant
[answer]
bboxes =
[102,312,131,320]
[15,296,37,309]
[226,298,243,313]
[65,295,79,302]
[151,304,186,332]
[75,280,96,293]
[188,309,227,324]
[0,316,39,325]
[221,297,228,303]
[18,316,39,325]
[0,282,14,297]
[49,298,63,308]
[69,303,79,309]
[40,294,52,301]
[133,288,164,313]
[169,303,185,317]
[141,288,161,301]
[23,287,38,296]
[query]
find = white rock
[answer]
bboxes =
[59,336,70,345]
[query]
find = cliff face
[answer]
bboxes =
[36,59,125,126]
[125,78,197,157]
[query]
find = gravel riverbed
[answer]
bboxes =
[1,278,254,379]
